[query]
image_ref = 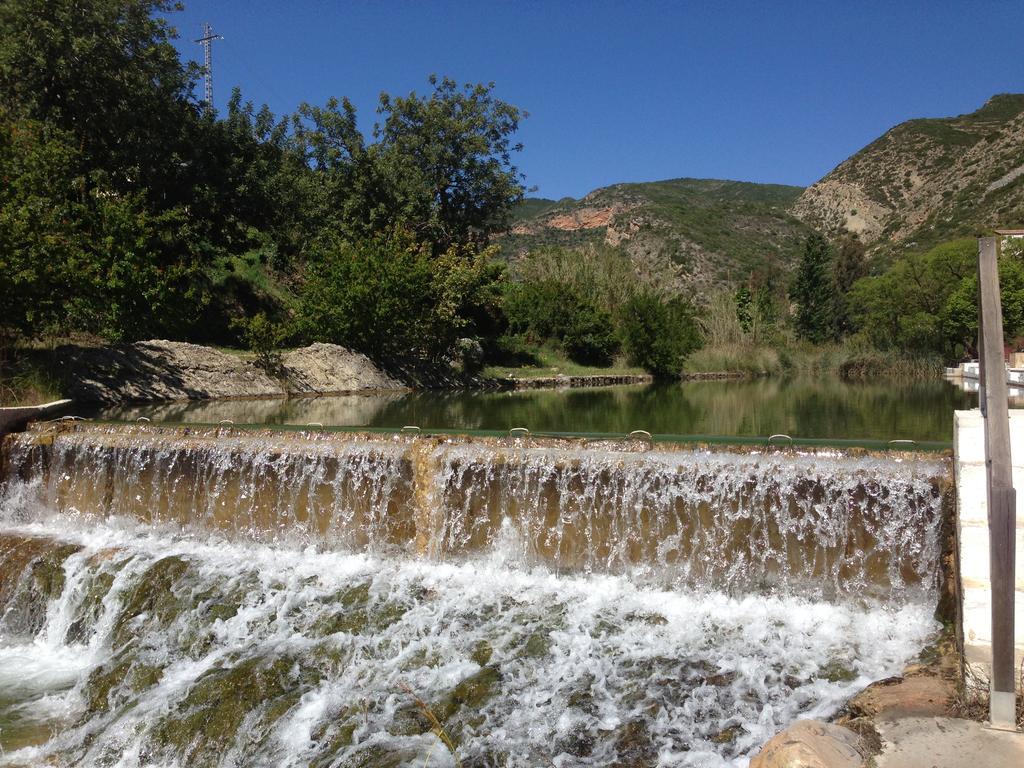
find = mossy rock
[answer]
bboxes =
[311,582,408,638]
[148,653,317,766]
[112,556,189,649]
[65,570,115,645]
[470,640,492,667]
[0,540,81,636]
[432,664,503,723]
[84,655,163,716]
[819,658,858,683]
[709,724,742,745]
[613,718,659,765]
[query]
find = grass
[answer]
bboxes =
[0,352,64,407]
[483,346,646,380]
[683,342,943,380]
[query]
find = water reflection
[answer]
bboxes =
[96,377,980,442]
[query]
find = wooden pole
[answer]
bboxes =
[977,236,1017,729]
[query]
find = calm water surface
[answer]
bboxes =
[96,377,980,442]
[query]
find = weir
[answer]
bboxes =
[1,422,952,596]
[0,421,956,767]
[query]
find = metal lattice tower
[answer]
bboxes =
[194,23,223,111]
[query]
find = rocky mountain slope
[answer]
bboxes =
[500,178,815,293]
[793,93,1024,254]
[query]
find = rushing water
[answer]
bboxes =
[91,377,976,442]
[0,425,951,766]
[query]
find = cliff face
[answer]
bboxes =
[793,94,1024,254]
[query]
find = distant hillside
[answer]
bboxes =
[794,93,1024,254]
[500,178,814,293]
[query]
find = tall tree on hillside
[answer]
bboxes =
[831,234,868,337]
[791,234,835,343]
[374,76,527,250]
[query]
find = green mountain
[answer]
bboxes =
[501,178,814,293]
[793,93,1024,255]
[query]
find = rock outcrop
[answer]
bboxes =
[749,720,867,768]
[60,340,405,404]
[281,343,402,394]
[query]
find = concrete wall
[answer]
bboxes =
[954,410,1024,676]
[0,400,73,439]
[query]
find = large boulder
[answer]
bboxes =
[281,343,403,394]
[750,720,866,768]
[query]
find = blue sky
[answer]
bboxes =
[169,1,1023,200]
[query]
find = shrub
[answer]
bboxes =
[619,293,700,377]
[231,312,287,376]
[563,305,618,366]
[296,230,504,362]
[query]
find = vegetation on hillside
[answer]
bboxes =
[502,178,815,290]
[794,93,1024,257]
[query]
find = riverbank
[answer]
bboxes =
[0,341,407,406]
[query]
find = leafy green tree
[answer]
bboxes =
[0,116,208,343]
[791,234,835,343]
[374,76,526,249]
[619,293,700,377]
[562,306,618,366]
[848,238,976,357]
[296,230,504,362]
[734,286,753,333]
[831,234,868,337]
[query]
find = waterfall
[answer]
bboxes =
[0,423,952,767]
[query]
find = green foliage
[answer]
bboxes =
[831,234,867,337]
[374,76,526,250]
[231,312,287,376]
[511,244,638,314]
[562,305,618,367]
[791,234,835,343]
[0,117,208,342]
[504,279,619,365]
[847,238,976,357]
[296,230,504,362]
[619,293,700,377]
[0,1,528,358]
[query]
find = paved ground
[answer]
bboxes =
[874,717,1024,768]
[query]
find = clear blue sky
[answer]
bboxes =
[169,1,1023,200]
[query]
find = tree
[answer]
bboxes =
[619,293,700,377]
[296,230,505,362]
[831,234,868,337]
[847,238,981,358]
[374,76,526,249]
[791,234,835,343]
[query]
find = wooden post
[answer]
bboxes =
[977,236,1017,729]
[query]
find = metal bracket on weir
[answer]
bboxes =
[508,427,530,441]
[306,422,324,430]
[887,439,917,449]
[628,429,653,447]
[218,420,234,426]
[400,425,422,436]
[767,433,794,448]
[136,417,151,423]
[59,415,86,422]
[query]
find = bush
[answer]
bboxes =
[231,312,287,376]
[563,305,618,366]
[504,278,619,366]
[295,230,504,362]
[619,293,700,377]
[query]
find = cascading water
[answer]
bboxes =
[0,424,952,767]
